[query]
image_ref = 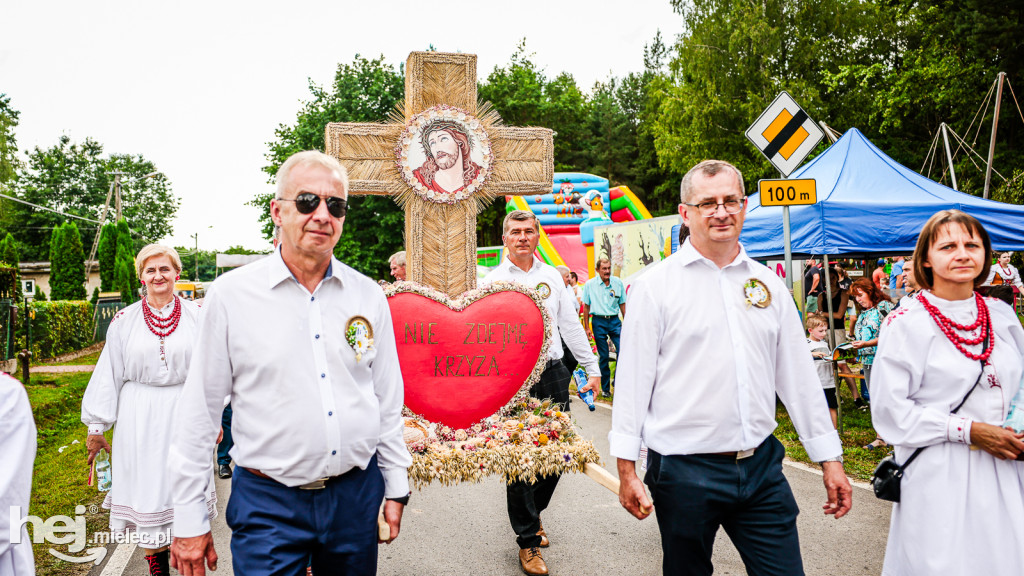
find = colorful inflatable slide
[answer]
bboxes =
[505,173,653,279]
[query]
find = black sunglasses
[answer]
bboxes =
[279,193,347,218]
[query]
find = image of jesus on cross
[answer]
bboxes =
[413,119,483,194]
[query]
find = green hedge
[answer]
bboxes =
[17,300,94,360]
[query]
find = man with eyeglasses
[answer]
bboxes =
[483,209,602,576]
[582,257,626,397]
[610,159,852,576]
[169,150,411,576]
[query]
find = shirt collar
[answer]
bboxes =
[502,254,542,274]
[267,245,341,289]
[677,238,752,271]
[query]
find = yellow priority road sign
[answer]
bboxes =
[758,179,817,206]
[745,92,825,176]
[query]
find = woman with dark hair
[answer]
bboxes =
[870,210,1024,575]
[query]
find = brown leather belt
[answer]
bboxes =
[243,468,338,490]
[704,448,757,460]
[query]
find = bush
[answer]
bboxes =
[17,300,94,359]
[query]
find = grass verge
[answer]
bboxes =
[774,380,890,481]
[25,371,110,576]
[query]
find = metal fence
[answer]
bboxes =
[94,299,126,342]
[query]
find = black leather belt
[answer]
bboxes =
[244,467,349,490]
[592,314,618,319]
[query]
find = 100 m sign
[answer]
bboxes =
[757,179,817,206]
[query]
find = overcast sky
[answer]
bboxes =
[1,0,684,252]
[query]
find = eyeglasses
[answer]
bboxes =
[278,193,347,218]
[684,197,746,217]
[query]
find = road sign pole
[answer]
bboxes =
[782,205,793,291]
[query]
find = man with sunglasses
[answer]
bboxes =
[169,150,411,576]
[581,257,626,397]
[610,160,852,576]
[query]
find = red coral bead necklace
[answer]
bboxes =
[917,291,993,362]
[142,295,181,364]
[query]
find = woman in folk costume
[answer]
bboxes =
[870,210,1024,576]
[82,245,216,576]
[985,251,1024,291]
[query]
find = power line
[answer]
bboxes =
[0,191,101,224]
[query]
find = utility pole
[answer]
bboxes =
[191,232,199,281]
[983,71,1006,199]
[85,172,158,280]
[940,123,958,191]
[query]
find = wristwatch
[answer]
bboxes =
[820,456,844,464]
[386,492,411,506]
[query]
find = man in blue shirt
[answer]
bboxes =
[582,258,627,397]
[888,256,905,298]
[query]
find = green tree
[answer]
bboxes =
[116,253,136,305]
[49,222,86,300]
[0,94,20,190]
[254,54,406,279]
[651,0,893,186]
[0,232,19,267]
[62,221,87,300]
[48,225,66,299]
[822,0,1024,196]
[114,219,137,303]
[10,136,178,260]
[98,223,117,291]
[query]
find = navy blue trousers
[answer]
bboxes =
[217,404,233,466]
[591,316,621,395]
[507,361,570,549]
[645,436,803,576]
[227,456,384,576]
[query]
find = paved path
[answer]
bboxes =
[30,364,95,373]
[94,400,892,575]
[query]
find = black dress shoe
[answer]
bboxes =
[218,464,233,479]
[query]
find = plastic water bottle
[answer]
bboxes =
[573,367,595,411]
[95,448,112,492]
[1004,375,1024,434]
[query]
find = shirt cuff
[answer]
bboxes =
[947,416,972,444]
[173,502,212,538]
[87,423,107,435]
[381,466,410,500]
[801,429,843,462]
[608,431,643,461]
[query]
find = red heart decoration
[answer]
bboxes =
[387,287,547,430]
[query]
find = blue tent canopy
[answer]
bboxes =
[740,128,1024,259]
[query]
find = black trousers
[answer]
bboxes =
[645,436,804,576]
[507,361,570,549]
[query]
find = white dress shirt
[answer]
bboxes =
[483,256,599,375]
[169,248,411,537]
[0,374,35,576]
[609,239,841,462]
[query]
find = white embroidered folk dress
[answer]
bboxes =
[871,293,1024,576]
[81,298,216,541]
[984,263,1024,291]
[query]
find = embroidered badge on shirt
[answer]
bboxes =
[743,278,772,309]
[535,282,552,299]
[345,316,374,362]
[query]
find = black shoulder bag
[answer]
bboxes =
[871,335,988,503]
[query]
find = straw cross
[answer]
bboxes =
[326,52,553,297]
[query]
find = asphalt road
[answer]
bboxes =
[98,398,892,575]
